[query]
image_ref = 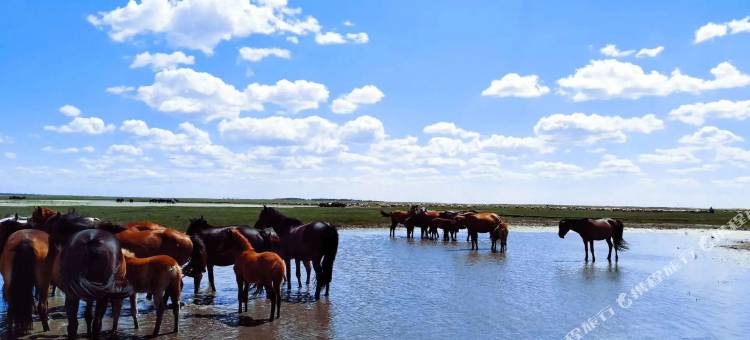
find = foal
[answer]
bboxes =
[113,249,182,336]
[230,228,285,321]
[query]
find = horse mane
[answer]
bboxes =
[229,228,254,252]
[262,207,304,227]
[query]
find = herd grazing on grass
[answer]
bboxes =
[0,204,626,338]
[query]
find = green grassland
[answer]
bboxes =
[2,203,744,232]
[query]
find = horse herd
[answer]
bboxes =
[381,206,629,261]
[0,206,337,339]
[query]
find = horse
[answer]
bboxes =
[558,218,628,262]
[43,212,132,339]
[30,206,57,228]
[0,229,53,336]
[0,215,30,255]
[123,221,167,232]
[404,207,441,239]
[183,216,279,295]
[254,206,338,300]
[112,249,182,336]
[431,217,459,241]
[455,212,509,252]
[98,223,193,266]
[229,228,285,321]
[380,209,412,237]
[491,222,509,253]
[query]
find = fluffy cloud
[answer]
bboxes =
[106,86,136,94]
[59,105,81,117]
[331,85,384,114]
[525,161,583,178]
[135,68,329,120]
[423,122,480,139]
[638,147,701,164]
[314,31,368,45]
[677,126,743,147]
[557,60,750,101]
[238,47,291,62]
[130,51,194,70]
[600,44,634,58]
[44,113,116,135]
[533,112,664,144]
[107,144,144,156]
[481,73,550,98]
[88,0,324,54]
[635,46,664,58]
[694,17,750,43]
[42,145,95,154]
[668,99,750,126]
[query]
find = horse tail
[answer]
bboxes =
[612,219,628,251]
[380,210,391,218]
[230,228,254,252]
[184,235,207,277]
[7,240,36,335]
[320,224,339,286]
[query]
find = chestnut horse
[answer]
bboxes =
[254,206,338,300]
[229,228,285,321]
[112,249,182,336]
[43,212,132,339]
[30,206,57,228]
[431,217,459,241]
[404,207,441,239]
[99,223,193,266]
[380,209,413,237]
[0,229,53,336]
[183,217,279,295]
[455,212,509,252]
[558,218,628,262]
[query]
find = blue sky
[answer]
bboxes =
[1,0,749,207]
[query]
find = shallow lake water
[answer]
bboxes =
[2,227,750,339]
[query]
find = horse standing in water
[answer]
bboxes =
[404,207,441,239]
[380,209,413,237]
[43,212,132,339]
[455,212,509,252]
[228,229,285,321]
[98,222,193,266]
[0,225,53,336]
[254,206,338,300]
[558,218,628,262]
[183,217,279,294]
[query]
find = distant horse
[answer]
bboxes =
[559,218,628,262]
[0,229,53,335]
[254,206,338,300]
[183,216,279,295]
[404,207,441,239]
[380,209,412,237]
[229,228,285,321]
[455,212,509,252]
[112,249,182,336]
[44,212,132,339]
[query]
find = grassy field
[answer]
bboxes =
[1,204,744,231]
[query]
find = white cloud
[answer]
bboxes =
[635,46,664,58]
[286,36,299,44]
[59,105,81,117]
[135,68,329,120]
[44,116,115,135]
[130,51,194,70]
[88,0,324,54]
[106,86,136,94]
[331,85,384,114]
[343,20,354,27]
[600,44,635,58]
[694,17,750,43]
[345,32,368,43]
[423,122,480,139]
[481,73,550,98]
[4,152,16,160]
[315,32,346,45]
[42,146,96,154]
[638,147,701,164]
[589,154,641,176]
[557,60,750,101]
[677,126,743,147]
[534,112,664,144]
[715,146,750,164]
[525,161,583,178]
[238,47,291,62]
[667,164,719,174]
[668,99,750,126]
[107,144,143,156]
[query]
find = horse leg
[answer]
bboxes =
[606,238,613,262]
[296,259,302,288]
[615,242,619,261]
[84,300,94,337]
[194,271,202,295]
[268,285,276,321]
[111,298,122,332]
[312,260,323,300]
[243,282,249,312]
[93,298,107,339]
[208,264,216,292]
[153,291,165,336]
[65,296,80,339]
[171,286,180,333]
[305,260,312,285]
[285,258,292,290]
[590,240,596,262]
[236,275,244,314]
[583,240,589,261]
[130,294,139,329]
[36,275,51,331]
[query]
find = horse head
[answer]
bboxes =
[558,219,573,238]
[186,216,210,235]
[45,211,102,245]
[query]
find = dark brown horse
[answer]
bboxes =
[431,217,459,241]
[183,216,279,295]
[380,209,413,237]
[559,218,628,262]
[254,206,338,300]
[404,207,441,239]
[44,211,132,339]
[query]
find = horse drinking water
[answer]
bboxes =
[558,218,628,262]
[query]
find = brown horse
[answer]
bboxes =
[123,221,167,232]
[491,223,509,253]
[30,206,57,228]
[112,249,182,336]
[101,224,193,266]
[455,212,509,252]
[380,209,412,237]
[0,229,53,335]
[431,217,459,241]
[229,228,285,321]
[254,206,338,300]
[559,218,628,262]
[404,207,441,239]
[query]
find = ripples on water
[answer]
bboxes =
[2,228,749,339]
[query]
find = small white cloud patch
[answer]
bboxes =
[481,73,550,98]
